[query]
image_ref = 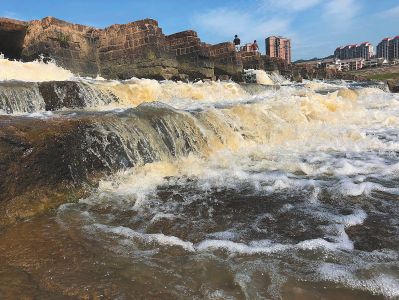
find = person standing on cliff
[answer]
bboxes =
[234,35,241,52]
[252,40,259,52]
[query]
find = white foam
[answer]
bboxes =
[318,263,399,298]
[91,224,195,252]
[0,56,74,82]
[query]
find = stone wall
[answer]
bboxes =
[263,56,289,73]
[241,52,264,70]
[166,30,213,80]
[99,19,178,80]
[166,30,202,56]
[208,42,243,80]
[21,17,100,76]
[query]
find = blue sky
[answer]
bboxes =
[1,0,398,60]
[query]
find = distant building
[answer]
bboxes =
[265,36,291,64]
[364,57,388,68]
[377,38,391,59]
[240,43,256,52]
[390,36,399,60]
[357,42,374,59]
[334,42,373,60]
[295,57,366,71]
[339,58,365,71]
[377,36,399,60]
[323,58,365,71]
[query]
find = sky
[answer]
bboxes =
[1,0,398,61]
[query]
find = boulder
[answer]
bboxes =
[387,79,399,93]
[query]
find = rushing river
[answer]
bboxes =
[0,57,398,299]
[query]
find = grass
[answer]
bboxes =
[366,72,399,81]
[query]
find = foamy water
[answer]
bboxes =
[0,55,74,81]
[1,58,399,299]
[57,82,399,298]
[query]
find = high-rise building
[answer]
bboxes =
[265,36,291,64]
[377,38,391,59]
[377,36,399,60]
[391,36,399,60]
[357,42,374,59]
[334,42,373,60]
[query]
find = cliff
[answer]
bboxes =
[0,18,27,59]
[0,16,247,81]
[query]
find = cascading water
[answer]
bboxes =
[0,58,398,299]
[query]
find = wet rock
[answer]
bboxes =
[346,215,399,251]
[0,116,91,226]
[0,81,118,113]
[39,81,86,110]
[387,79,399,93]
[0,105,209,226]
[291,73,303,83]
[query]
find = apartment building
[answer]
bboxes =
[334,42,373,60]
[377,38,391,59]
[390,36,399,60]
[265,36,291,64]
[377,36,399,60]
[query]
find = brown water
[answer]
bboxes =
[0,182,396,299]
[1,67,399,299]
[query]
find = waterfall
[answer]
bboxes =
[0,82,45,113]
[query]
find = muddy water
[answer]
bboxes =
[0,62,399,299]
[0,182,397,299]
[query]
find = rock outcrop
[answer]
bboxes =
[0,115,91,226]
[0,17,221,80]
[0,103,210,226]
[0,16,298,81]
[387,79,399,93]
[22,17,101,76]
[166,30,214,80]
[0,18,27,59]
[98,19,178,80]
[208,42,243,81]
[0,81,118,113]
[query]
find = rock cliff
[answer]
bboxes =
[1,16,295,81]
[0,16,245,80]
[0,18,27,59]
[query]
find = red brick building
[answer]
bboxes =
[265,36,291,64]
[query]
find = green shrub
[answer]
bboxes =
[55,31,71,48]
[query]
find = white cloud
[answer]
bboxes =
[323,0,361,26]
[262,0,323,12]
[192,8,291,45]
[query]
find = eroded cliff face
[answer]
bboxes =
[0,18,27,59]
[22,17,101,76]
[0,17,220,80]
[1,15,274,81]
[98,19,178,80]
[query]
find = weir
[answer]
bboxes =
[0,82,378,226]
